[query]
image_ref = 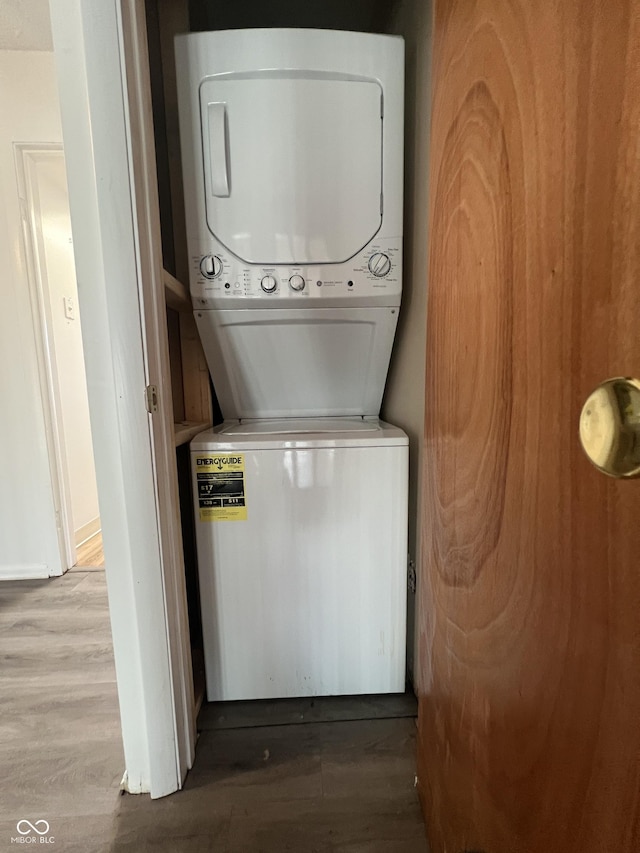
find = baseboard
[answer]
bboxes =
[0,563,50,581]
[75,516,101,547]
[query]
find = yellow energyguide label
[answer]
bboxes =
[195,454,247,521]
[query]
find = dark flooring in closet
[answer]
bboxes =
[0,570,427,852]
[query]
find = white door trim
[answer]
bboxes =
[15,144,74,574]
[49,0,195,797]
[119,0,197,781]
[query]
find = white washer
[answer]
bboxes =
[191,419,407,701]
[176,29,407,700]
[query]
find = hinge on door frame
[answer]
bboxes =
[145,384,159,414]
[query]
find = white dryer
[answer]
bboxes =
[176,28,408,701]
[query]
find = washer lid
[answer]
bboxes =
[219,418,379,435]
[190,418,408,450]
[199,72,383,265]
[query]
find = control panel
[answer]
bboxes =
[189,238,402,308]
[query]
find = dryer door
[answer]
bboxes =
[195,307,399,419]
[199,73,383,266]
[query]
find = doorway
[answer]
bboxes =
[16,145,102,572]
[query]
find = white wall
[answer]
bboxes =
[381,0,432,678]
[36,154,100,542]
[0,50,63,578]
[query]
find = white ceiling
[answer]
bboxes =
[0,0,53,51]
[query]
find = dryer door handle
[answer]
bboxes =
[207,102,230,197]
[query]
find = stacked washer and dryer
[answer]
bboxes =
[176,28,407,702]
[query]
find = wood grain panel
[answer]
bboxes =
[429,81,515,586]
[152,0,213,427]
[418,2,640,851]
[179,310,213,424]
[74,532,105,569]
[166,306,185,423]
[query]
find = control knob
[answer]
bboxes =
[200,254,222,279]
[261,275,277,293]
[289,274,306,292]
[368,252,392,277]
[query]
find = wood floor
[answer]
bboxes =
[74,531,105,569]
[0,570,427,852]
[0,570,123,851]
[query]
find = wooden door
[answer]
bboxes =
[418,1,640,851]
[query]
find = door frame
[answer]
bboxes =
[49,0,196,797]
[15,144,74,574]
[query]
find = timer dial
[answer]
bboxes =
[261,275,277,293]
[368,252,392,277]
[200,254,222,279]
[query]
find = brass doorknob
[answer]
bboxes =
[579,377,640,478]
